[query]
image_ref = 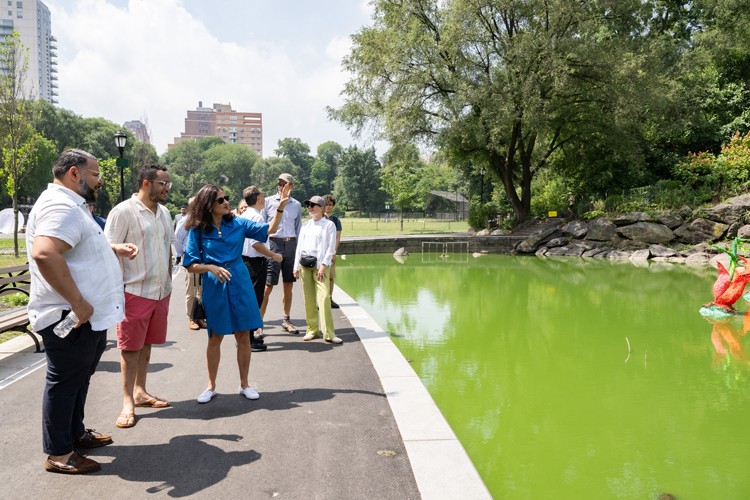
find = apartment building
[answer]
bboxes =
[171,101,263,157]
[124,119,150,144]
[0,0,57,103]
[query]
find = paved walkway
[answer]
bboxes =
[0,268,489,499]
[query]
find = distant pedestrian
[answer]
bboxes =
[183,183,290,403]
[294,195,341,344]
[323,194,342,309]
[105,165,174,429]
[87,202,106,230]
[174,205,187,228]
[27,149,138,474]
[175,197,204,330]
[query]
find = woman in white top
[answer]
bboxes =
[293,196,341,344]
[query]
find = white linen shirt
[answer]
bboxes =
[26,183,125,332]
[293,217,337,271]
[105,195,174,300]
[240,207,270,258]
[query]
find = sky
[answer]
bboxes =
[44,0,378,157]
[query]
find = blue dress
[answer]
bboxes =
[182,217,268,335]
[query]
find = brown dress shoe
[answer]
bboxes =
[197,319,207,329]
[74,429,113,449]
[44,452,101,474]
[188,320,200,330]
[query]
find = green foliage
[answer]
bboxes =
[582,210,606,220]
[468,197,495,230]
[335,145,384,214]
[0,292,28,307]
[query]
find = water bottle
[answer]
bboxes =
[53,311,78,338]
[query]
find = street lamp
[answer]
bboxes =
[479,167,486,203]
[113,131,127,203]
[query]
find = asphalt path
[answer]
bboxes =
[0,268,420,499]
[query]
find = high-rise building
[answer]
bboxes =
[171,101,263,157]
[124,119,150,144]
[0,0,58,104]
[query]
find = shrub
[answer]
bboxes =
[468,197,496,230]
[0,293,28,307]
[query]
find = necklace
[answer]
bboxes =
[214,222,222,237]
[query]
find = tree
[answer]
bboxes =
[0,31,45,255]
[309,158,335,195]
[381,143,427,230]
[202,143,259,203]
[251,156,299,198]
[330,0,658,222]
[275,138,314,199]
[316,140,344,191]
[336,145,384,213]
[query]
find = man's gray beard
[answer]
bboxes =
[77,176,97,203]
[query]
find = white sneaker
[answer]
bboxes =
[325,336,343,344]
[303,332,320,341]
[254,328,264,340]
[197,388,217,404]
[239,386,260,400]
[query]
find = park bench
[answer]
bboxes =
[0,264,42,352]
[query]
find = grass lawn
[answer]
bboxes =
[335,217,469,237]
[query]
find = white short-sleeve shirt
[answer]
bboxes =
[240,207,269,258]
[26,183,125,332]
[105,195,174,300]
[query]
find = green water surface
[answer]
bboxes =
[336,254,750,499]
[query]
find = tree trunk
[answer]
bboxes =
[12,195,19,258]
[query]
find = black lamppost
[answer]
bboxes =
[479,167,486,203]
[113,131,127,203]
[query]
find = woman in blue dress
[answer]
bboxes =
[183,183,290,403]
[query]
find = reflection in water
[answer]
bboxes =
[706,313,750,364]
[338,254,750,499]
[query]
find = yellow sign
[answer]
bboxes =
[548,211,558,217]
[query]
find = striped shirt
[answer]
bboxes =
[105,195,174,300]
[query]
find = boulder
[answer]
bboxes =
[658,212,684,229]
[535,247,548,257]
[677,205,693,219]
[726,221,742,239]
[649,244,676,258]
[608,250,632,260]
[725,193,750,209]
[629,248,651,262]
[546,237,568,248]
[585,217,617,242]
[543,246,569,256]
[739,225,750,239]
[667,256,687,264]
[702,204,747,225]
[393,247,409,257]
[673,218,728,244]
[612,212,654,226]
[516,226,560,253]
[685,252,712,265]
[561,220,588,239]
[709,253,731,269]
[475,229,491,236]
[617,222,675,244]
[582,248,606,258]
[491,229,508,236]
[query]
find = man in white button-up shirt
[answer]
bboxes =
[27,149,138,474]
[105,165,174,429]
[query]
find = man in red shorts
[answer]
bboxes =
[105,165,174,429]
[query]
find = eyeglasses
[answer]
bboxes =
[216,195,230,204]
[153,180,172,189]
[81,168,102,179]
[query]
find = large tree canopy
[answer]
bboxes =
[330,0,693,221]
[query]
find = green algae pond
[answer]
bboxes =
[336,253,750,499]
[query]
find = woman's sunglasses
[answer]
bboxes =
[216,195,230,204]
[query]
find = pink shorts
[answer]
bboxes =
[117,292,171,351]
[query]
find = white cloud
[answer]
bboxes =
[46,0,377,157]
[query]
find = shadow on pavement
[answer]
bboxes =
[96,361,173,374]
[91,433,259,497]
[135,387,385,422]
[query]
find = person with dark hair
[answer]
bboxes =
[87,202,106,230]
[240,185,283,352]
[323,194,342,308]
[183,183,291,404]
[294,196,341,344]
[105,164,174,429]
[27,149,138,474]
